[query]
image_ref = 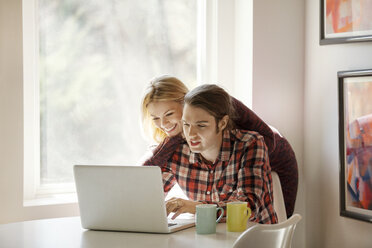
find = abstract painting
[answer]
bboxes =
[321,0,372,44]
[339,69,372,223]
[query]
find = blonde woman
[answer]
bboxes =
[141,75,298,218]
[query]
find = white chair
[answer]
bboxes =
[272,171,287,223]
[232,214,302,248]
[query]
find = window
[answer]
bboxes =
[23,0,252,204]
[24,0,197,203]
[38,0,197,185]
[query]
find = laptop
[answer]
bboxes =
[73,165,195,233]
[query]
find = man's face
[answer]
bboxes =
[182,104,224,162]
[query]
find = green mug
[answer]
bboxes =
[196,204,224,234]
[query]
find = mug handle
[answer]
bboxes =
[216,207,224,223]
[245,206,252,220]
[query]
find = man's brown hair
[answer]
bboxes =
[184,84,236,132]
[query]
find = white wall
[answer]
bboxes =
[304,0,372,247]
[252,0,306,247]
[0,0,79,224]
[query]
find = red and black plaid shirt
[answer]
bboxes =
[155,129,277,224]
[144,97,298,217]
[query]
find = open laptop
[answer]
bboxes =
[73,165,195,233]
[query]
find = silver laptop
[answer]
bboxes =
[73,165,195,233]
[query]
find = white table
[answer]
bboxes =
[0,217,246,248]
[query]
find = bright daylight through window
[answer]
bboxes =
[38,0,197,186]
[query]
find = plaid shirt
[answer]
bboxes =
[157,129,277,224]
[144,97,298,217]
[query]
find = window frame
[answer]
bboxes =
[23,0,43,204]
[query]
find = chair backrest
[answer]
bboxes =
[232,214,302,248]
[272,171,287,223]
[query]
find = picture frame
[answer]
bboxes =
[338,69,372,223]
[320,0,372,45]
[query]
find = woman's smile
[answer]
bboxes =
[147,100,184,137]
[163,124,178,135]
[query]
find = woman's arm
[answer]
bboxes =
[231,97,276,152]
[143,134,185,194]
[142,134,184,166]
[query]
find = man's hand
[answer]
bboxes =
[165,197,203,219]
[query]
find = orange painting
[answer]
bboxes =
[325,0,372,37]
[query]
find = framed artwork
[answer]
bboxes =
[320,0,372,45]
[338,69,372,223]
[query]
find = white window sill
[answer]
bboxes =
[24,193,78,207]
[23,183,185,207]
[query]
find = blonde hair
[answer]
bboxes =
[141,75,189,143]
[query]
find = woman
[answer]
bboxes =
[141,75,298,217]
[148,84,277,224]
